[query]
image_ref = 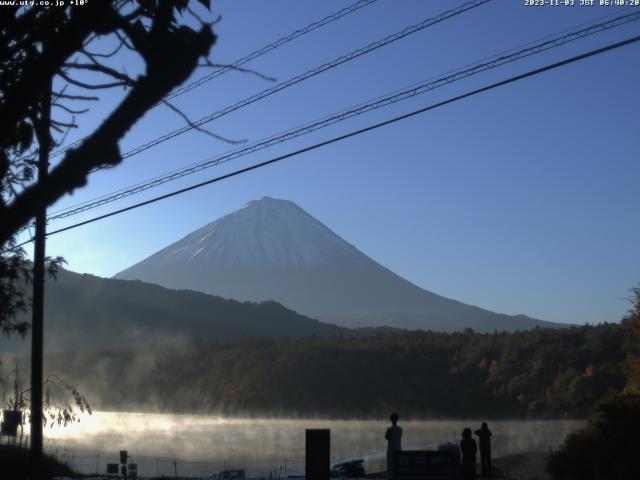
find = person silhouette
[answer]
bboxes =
[474,422,492,478]
[385,412,402,480]
[460,427,477,480]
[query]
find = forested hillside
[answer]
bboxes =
[35,323,626,418]
[5,269,348,352]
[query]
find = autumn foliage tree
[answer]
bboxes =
[547,285,640,480]
[623,285,640,394]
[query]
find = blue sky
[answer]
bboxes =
[21,0,640,325]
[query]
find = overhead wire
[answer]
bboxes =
[14,0,490,187]
[99,0,490,166]
[46,6,636,218]
[47,0,381,160]
[11,0,494,238]
[7,32,637,251]
[164,0,380,102]
[44,10,640,223]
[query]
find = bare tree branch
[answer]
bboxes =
[0,3,117,144]
[186,5,216,27]
[161,99,246,145]
[198,58,276,82]
[51,119,78,129]
[52,103,90,115]
[114,30,137,51]
[81,41,126,59]
[62,61,137,85]
[0,10,217,244]
[52,125,73,149]
[57,70,131,90]
[52,92,99,101]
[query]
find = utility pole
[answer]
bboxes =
[30,77,52,478]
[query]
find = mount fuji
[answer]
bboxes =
[115,197,557,332]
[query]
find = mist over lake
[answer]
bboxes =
[45,412,583,478]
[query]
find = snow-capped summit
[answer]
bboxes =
[152,196,367,270]
[115,197,556,332]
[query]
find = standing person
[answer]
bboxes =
[385,412,402,480]
[474,423,492,478]
[460,428,477,480]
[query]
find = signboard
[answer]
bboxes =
[106,463,119,474]
[394,450,460,480]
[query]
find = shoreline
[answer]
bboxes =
[493,451,553,480]
[3,445,554,480]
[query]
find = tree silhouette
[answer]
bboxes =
[547,284,640,479]
[1,0,217,243]
[0,0,219,334]
[623,285,640,394]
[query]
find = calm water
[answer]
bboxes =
[43,412,583,478]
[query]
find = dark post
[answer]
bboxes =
[120,450,128,480]
[305,429,330,480]
[30,76,52,479]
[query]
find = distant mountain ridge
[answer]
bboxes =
[115,196,559,332]
[4,269,348,352]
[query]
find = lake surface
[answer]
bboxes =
[43,412,583,478]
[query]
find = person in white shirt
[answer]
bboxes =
[385,412,402,480]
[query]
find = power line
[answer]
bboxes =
[16,33,638,248]
[164,0,380,102]
[54,1,490,164]
[13,0,492,238]
[47,6,637,218]
[47,0,381,160]
[45,10,640,222]
[79,0,490,173]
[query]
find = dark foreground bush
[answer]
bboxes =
[547,394,640,479]
[0,445,77,479]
